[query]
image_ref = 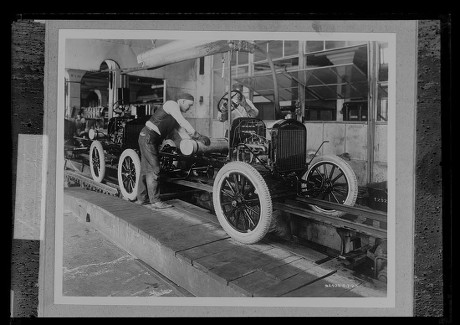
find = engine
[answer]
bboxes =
[178,117,307,176]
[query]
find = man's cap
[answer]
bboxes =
[177,93,195,101]
[232,83,244,91]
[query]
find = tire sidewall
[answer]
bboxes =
[118,149,141,201]
[305,155,358,216]
[212,161,272,244]
[89,140,105,183]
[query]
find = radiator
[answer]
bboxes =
[273,120,307,173]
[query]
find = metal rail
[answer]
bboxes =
[64,170,120,196]
[292,197,387,223]
[273,201,386,239]
[65,162,387,239]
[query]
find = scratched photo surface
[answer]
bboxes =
[59,31,392,303]
[37,20,419,317]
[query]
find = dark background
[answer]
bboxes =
[9,19,451,318]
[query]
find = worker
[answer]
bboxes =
[217,83,259,135]
[137,93,210,209]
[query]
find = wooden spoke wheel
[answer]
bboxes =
[89,140,106,183]
[301,155,358,217]
[117,149,141,201]
[213,161,272,244]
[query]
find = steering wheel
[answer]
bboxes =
[217,90,243,113]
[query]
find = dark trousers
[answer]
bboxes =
[137,127,162,204]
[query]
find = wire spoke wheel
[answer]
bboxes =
[301,155,358,217]
[213,161,272,244]
[121,156,136,193]
[89,140,105,183]
[117,149,141,201]
[92,150,100,177]
[219,172,260,232]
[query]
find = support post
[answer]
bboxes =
[367,41,378,184]
[227,49,233,159]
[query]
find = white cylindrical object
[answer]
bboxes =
[180,138,228,156]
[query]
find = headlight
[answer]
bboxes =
[88,129,96,140]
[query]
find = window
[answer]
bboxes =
[212,50,251,119]
[306,41,324,53]
[253,40,299,74]
[303,43,369,122]
[305,40,367,54]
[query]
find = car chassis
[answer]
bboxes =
[64,40,360,245]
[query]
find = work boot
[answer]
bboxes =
[150,201,173,209]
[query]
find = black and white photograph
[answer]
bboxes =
[11,19,446,318]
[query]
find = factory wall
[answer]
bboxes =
[65,39,212,135]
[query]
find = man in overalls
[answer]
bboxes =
[137,93,210,209]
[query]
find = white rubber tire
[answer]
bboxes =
[89,140,106,183]
[213,161,272,244]
[117,149,141,201]
[303,155,358,217]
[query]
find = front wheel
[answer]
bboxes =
[117,149,141,201]
[89,140,105,183]
[301,155,358,217]
[212,161,272,244]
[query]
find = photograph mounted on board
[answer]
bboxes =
[39,20,417,317]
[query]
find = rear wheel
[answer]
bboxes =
[118,149,141,201]
[213,161,272,244]
[301,155,358,217]
[89,140,105,183]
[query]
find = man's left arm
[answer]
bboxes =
[244,98,259,118]
[164,101,196,136]
[165,101,210,146]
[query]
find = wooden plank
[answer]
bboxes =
[258,255,303,272]
[170,199,218,225]
[263,260,304,281]
[192,243,277,282]
[124,209,219,240]
[148,203,218,227]
[193,243,273,271]
[207,246,298,283]
[228,254,303,295]
[228,270,280,296]
[267,235,329,262]
[253,271,330,297]
[151,222,230,253]
[176,238,240,264]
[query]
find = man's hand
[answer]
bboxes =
[192,132,211,146]
[197,135,211,146]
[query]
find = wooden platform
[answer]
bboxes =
[64,187,386,297]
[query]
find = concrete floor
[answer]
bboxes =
[62,210,192,297]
